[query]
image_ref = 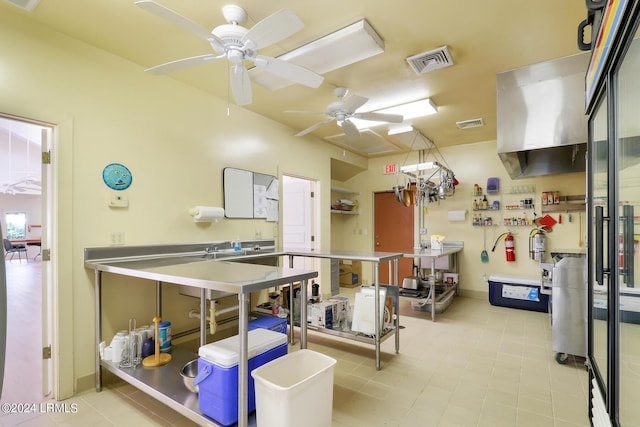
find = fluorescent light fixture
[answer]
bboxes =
[388,124,414,135]
[400,162,441,173]
[350,98,438,130]
[250,19,384,90]
[378,98,437,120]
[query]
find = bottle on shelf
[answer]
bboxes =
[482,194,488,209]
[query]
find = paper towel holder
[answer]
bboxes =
[189,206,225,223]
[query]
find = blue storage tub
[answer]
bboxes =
[194,328,288,426]
[488,274,549,313]
[248,316,287,334]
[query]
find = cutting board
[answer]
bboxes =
[538,214,557,230]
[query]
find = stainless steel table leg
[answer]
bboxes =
[200,288,207,347]
[95,270,102,392]
[238,292,249,427]
[300,279,308,349]
[431,259,436,322]
[374,263,380,370]
[288,282,294,345]
[393,258,400,353]
[156,281,162,317]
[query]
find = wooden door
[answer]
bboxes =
[374,191,414,284]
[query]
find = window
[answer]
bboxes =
[5,212,27,239]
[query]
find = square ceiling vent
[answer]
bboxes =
[456,118,485,129]
[406,46,454,75]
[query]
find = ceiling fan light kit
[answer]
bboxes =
[135,1,324,105]
[289,87,404,141]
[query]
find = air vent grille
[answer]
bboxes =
[4,0,40,11]
[406,46,454,75]
[456,118,484,129]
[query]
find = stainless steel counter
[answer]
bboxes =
[86,243,317,427]
[285,250,403,370]
[402,241,464,321]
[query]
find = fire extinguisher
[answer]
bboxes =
[492,232,516,262]
[529,228,546,262]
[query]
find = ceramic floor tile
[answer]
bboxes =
[4,291,595,426]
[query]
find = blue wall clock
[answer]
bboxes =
[102,163,132,191]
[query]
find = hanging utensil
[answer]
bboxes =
[481,227,489,263]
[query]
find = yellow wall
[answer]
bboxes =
[0,8,360,397]
[333,141,586,296]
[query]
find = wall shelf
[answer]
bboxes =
[541,195,586,213]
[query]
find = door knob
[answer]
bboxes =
[376,242,380,246]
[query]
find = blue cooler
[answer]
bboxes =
[194,328,288,426]
[248,316,287,334]
[488,274,549,312]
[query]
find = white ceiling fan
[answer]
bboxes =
[288,87,404,141]
[134,1,324,105]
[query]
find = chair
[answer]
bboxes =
[3,238,28,263]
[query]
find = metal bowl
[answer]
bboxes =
[180,359,198,393]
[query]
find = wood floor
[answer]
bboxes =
[0,256,44,406]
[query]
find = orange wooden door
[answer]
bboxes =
[374,191,415,284]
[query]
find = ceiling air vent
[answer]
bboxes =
[456,118,484,129]
[4,0,40,11]
[406,46,454,75]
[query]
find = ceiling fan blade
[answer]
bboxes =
[340,119,361,141]
[253,55,323,88]
[230,64,253,105]
[242,9,304,50]
[342,95,368,113]
[134,1,224,51]
[295,117,336,136]
[145,54,222,75]
[284,110,328,115]
[354,112,404,123]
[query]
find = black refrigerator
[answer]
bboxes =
[585,1,640,425]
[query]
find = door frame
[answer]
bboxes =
[0,113,54,399]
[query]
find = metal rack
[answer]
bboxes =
[285,250,403,370]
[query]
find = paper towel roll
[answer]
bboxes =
[189,206,224,223]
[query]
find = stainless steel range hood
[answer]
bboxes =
[497,52,590,179]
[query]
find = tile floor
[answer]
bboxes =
[0,286,589,427]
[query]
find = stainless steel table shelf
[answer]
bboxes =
[86,245,317,427]
[100,347,254,426]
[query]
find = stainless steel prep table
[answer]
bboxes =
[86,252,317,427]
[285,250,403,370]
[402,242,464,321]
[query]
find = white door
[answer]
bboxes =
[282,175,317,273]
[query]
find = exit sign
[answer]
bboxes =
[384,163,397,174]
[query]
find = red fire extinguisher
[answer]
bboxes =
[492,232,516,262]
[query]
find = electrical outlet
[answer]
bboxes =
[110,232,125,245]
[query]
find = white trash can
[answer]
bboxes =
[251,349,336,427]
